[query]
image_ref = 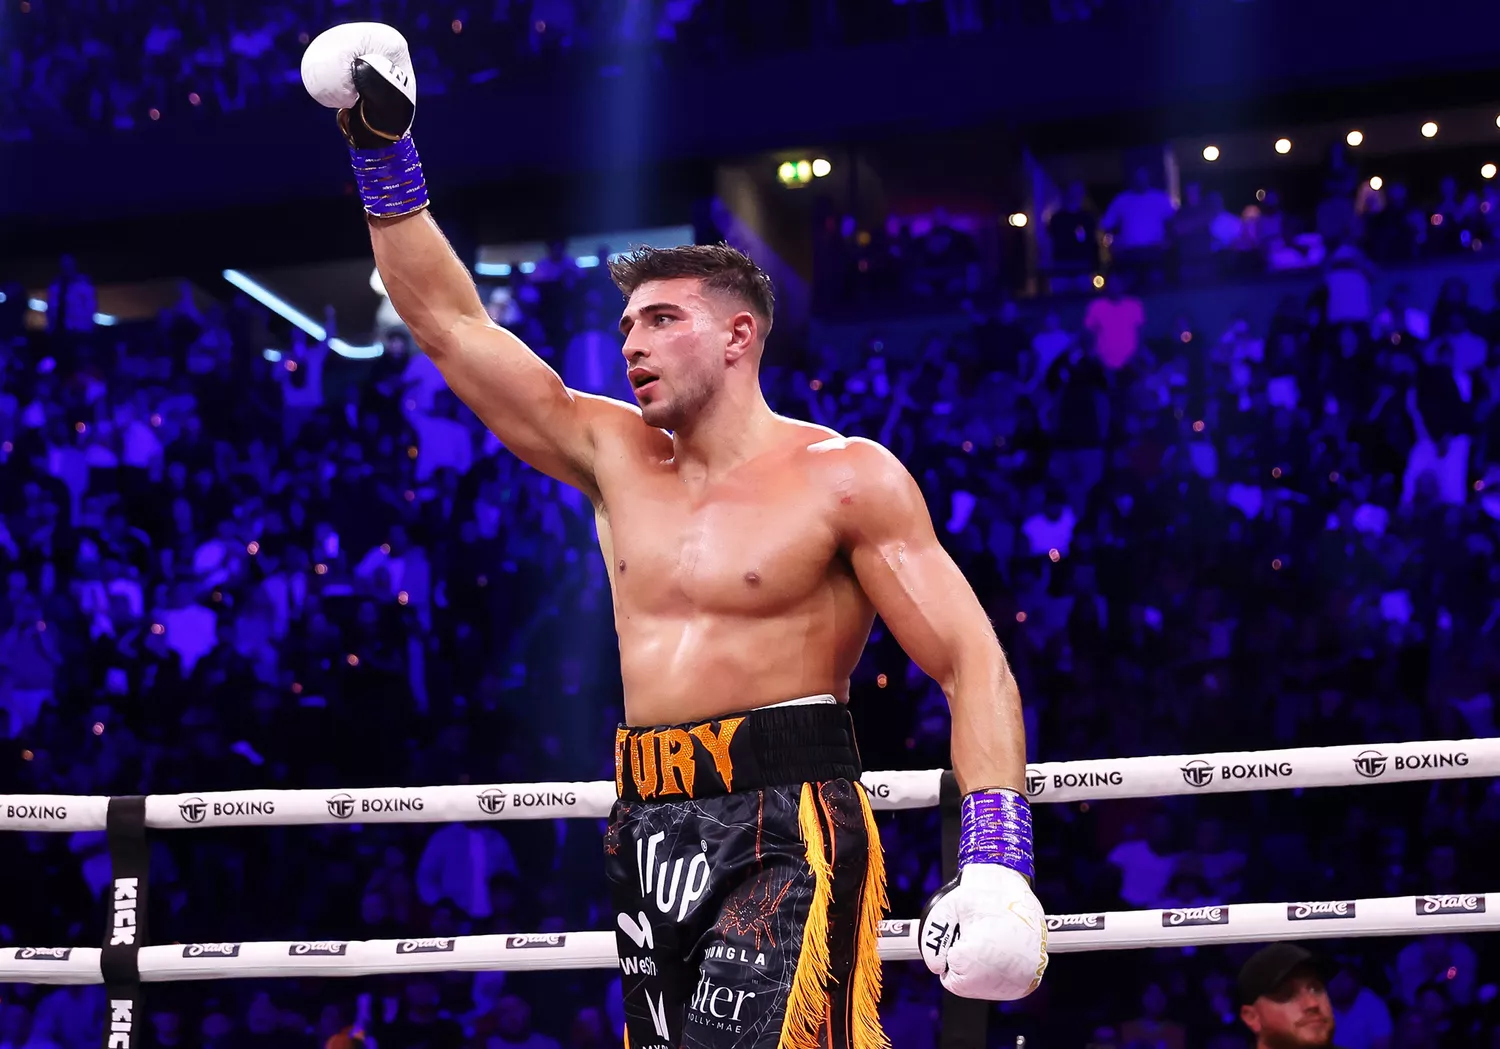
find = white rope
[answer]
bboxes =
[0,737,1491,832]
[3,894,1493,985]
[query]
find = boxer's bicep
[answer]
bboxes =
[437,316,634,498]
[839,442,992,690]
[370,211,628,497]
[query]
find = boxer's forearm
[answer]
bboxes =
[368,211,489,356]
[946,642,1027,797]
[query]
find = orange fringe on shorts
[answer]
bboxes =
[852,784,891,1049]
[778,783,891,1049]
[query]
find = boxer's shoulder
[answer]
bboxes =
[802,433,910,492]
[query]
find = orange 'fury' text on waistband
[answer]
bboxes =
[615,718,744,800]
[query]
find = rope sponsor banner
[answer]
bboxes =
[862,770,945,811]
[143,782,617,829]
[1018,737,1499,805]
[2,894,1492,985]
[1039,893,1496,951]
[2,738,1497,832]
[0,795,108,832]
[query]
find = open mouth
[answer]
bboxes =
[629,370,658,393]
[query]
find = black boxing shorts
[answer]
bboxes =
[605,699,889,1049]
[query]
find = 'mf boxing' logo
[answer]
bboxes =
[616,719,744,800]
[1180,760,1215,789]
[327,793,424,819]
[178,797,274,823]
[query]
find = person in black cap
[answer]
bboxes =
[1238,943,1343,1048]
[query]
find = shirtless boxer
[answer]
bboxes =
[302,24,1047,1049]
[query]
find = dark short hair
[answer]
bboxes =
[608,244,775,332]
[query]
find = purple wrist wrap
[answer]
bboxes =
[349,135,429,218]
[958,788,1035,880]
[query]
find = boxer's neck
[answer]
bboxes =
[670,382,777,479]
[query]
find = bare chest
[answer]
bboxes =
[597,472,839,615]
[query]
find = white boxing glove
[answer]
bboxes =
[920,863,1048,1001]
[302,22,426,216]
[301,22,414,112]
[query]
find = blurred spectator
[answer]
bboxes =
[0,1004,59,1049]
[1048,181,1102,291]
[1328,963,1393,1049]
[1367,183,1426,263]
[1107,812,1179,908]
[1189,817,1245,900]
[1324,243,1375,327]
[1120,983,1186,1049]
[563,298,632,400]
[1083,278,1146,370]
[1172,182,1218,283]
[44,257,97,336]
[1372,284,1431,343]
[1101,167,1176,284]
[147,1009,185,1049]
[417,823,520,920]
[1030,309,1074,380]
[374,979,464,1049]
[1401,384,1469,508]
[1393,934,1476,1008]
[565,1007,608,1049]
[478,995,562,1049]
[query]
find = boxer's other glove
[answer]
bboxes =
[919,789,1048,1000]
[301,22,427,218]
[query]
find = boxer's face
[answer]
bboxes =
[620,278,748,431]
[1240,970,1334,1047]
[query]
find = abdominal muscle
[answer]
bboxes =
[616,594,875,727]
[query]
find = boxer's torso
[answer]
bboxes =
[592,415,878,726]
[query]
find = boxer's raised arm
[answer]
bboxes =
[836,439,1026,797]
[302,22,631,498]
[368,212,621,496]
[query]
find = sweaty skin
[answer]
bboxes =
[366,211,1025,795]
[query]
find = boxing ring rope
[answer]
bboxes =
[2,736,1493,832]
[2,893,1497,986]
[3,735,1495,1047]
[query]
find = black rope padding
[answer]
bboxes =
[101,796,147,1049]
[938,771,988,1049]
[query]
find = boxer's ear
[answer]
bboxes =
[723,310,759,365]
